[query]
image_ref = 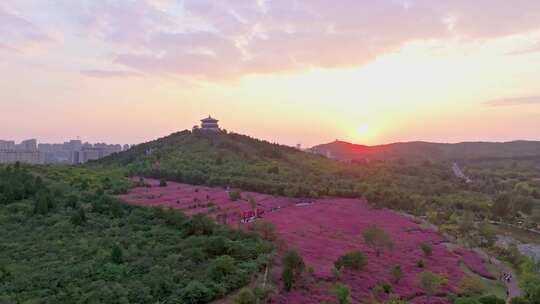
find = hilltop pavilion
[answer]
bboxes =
[200,116,221,132]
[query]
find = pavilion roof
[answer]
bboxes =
[201,116,219,123]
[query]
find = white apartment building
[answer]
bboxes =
[1,138,125,164]
[0,151,41,164]
[0,140,15,151]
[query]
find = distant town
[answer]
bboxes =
[0,138,130,164]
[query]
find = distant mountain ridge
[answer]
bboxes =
[309,140,540,162]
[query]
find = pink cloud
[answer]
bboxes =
[80,69,142,78]
[105,1,540,79]
[0,6,54,52]
[6,0,540,79]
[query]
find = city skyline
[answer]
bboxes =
[0,137,128,164]
[0,138,128,146]
[2,1,540,146]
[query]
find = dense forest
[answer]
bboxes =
[0,164,272,303]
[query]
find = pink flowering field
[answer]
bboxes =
[266,199,464,304]
[116,178,294,224]
[453,248,497,280]
[117,179,495,304]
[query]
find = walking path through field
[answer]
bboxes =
[474,249,521,302]
[499,263,521,302]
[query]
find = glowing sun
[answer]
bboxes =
[358,124,370,135]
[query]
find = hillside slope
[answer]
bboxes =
[0,164,271,303]
[95,130,364,197]
[309,140,540,162]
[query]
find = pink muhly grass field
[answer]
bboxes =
[453,248,496,280]
[265,199,463,303]
[117,179,493,303]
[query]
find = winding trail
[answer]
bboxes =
[474,249,521,302]
[499,263,521,302]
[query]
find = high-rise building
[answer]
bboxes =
[0,140,15,151]
[71,143,122,164]
[1,138,125,164]
[16,139,37,151]
[0,151,41,164]
[0,139,41,164]
[64,140,82,151]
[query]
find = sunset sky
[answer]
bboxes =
[1,0,540,147]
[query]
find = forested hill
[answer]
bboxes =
[0,164,271,303]
[309,140,540,162]
[95,130,365,197]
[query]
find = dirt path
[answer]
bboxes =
[473,248,521,302]
[488,257,521,301]
[499,264,521,302]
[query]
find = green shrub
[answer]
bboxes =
[65,194,79,209]
[420,242,433,256]
[381,282,392,294]
[70,207,86,226]
[184,248,208,263]
[161,208,188,228]
[205,236,227,257]
[460,276,484,297]
[180,281,213,304]
[91,195,111,214]
[417,271,448,298]
[185,214,215,236]
[253,220,276,241]
[0,265,10,282]
[111,244,124,264]
[373,281,392,295]
[334,250,367,271]
[362,225,393,256]
[390,265,403,283]
[159,179,167,187]
[34,190,53,215]
[282,248,305,291]
[455,298,481,304]
[335,283,351,304]
[479,295,506,304]
[208,255,235,281]
[520,264,540,304]
[229,191,241,201]
[234,287,256,304]
[384,297,408,304]
[510,297,530,304]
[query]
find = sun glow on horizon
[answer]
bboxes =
[358,124,369,135]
